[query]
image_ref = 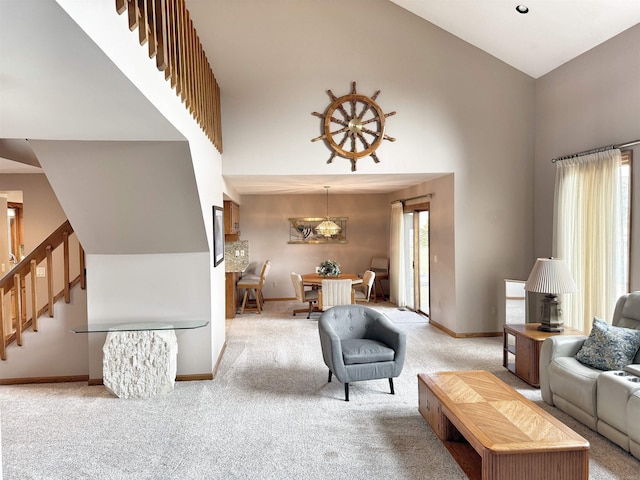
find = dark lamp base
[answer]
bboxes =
[537,294,565,333]
[537,324,564,333]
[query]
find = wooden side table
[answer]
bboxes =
[503,323,585,387]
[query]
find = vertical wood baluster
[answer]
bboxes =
[201,46,207,130]
[184,6,191,110]
[46,246,54,317]
[205,65,211,141]
[166,0,177,85]
[136,0,147,45]
[80,244,86,290]
[192,18,198,116]
[14,273,22,346]
[127,0,138,31]
[192,21,199,118]
[117,0,222,153]
[63,232,70,303]
[186,12,194,112]
[218,81,222,148]
[183,7,191,111]
[116,0,126,14]
[0,287,5,360]
[30,260,38,332]
[146,0,157,58]
[154,0,168,71]
[20,276,26,327]
[175,0,184,99]
[199,43,204,126]
[193,37,200,122]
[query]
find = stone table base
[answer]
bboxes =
[103,329,178,399]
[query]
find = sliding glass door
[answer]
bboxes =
[403,202,430,316]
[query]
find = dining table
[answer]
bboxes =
[301,273,363,287]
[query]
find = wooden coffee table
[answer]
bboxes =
[418,370,589,480]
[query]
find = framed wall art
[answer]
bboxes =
[288,217,348,244]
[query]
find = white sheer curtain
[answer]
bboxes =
[389,202,406,307]
[554,149,623,332]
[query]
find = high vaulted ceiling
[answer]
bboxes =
[0,1,639,194]
[390,0,640,79]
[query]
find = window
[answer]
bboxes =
[554,149,631,331]
[619,150,632,294]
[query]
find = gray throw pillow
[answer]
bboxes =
[576,317,640,371]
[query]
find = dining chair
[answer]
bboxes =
[370,257,389,302]
[354,270,375,303]
[318,278,355,311]
[237,260,271,314]
[291,272,319,318]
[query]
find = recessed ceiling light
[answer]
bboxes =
[516,5,529,14]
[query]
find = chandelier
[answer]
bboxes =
[315,187,341,237]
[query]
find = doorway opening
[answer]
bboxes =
[0,192,24,272]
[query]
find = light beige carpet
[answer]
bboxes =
[0,301,637,479]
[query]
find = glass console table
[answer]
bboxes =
[70,319,209,333]
[71,320,209,399]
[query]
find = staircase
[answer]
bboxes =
[0,220,85,360]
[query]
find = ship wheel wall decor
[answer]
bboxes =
[311,81,396,171]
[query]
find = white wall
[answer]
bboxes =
[86,253,211,380]
[197,0,535,180]
[534,24,640,291]
[30,140,208,255]
[197,0,536,334]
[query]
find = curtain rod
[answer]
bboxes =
[551,139,640,163]
[391,193,433,205]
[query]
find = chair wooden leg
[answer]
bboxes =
[389,378,395,395]
[239,290,249,314]
[255,289,262,313]
[374,278,385,302]
[293,304,314,317]
[240,288,263,314]
[344,382,349,402]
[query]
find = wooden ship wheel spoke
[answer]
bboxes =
[311,81,396,171]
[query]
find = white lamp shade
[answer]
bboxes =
[524,258,577,294]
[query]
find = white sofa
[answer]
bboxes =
[539,292,640,460]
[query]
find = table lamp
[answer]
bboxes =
[524,257,577,332]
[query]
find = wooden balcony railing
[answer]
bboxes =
[115,0,223,153]
[0,220,85,360]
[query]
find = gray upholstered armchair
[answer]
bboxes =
[318,305,407,401]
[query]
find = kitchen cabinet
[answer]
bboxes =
[224,200,240,236]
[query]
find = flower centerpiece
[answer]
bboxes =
[317,259,341,277]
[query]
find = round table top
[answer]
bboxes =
[302,273,362,285]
